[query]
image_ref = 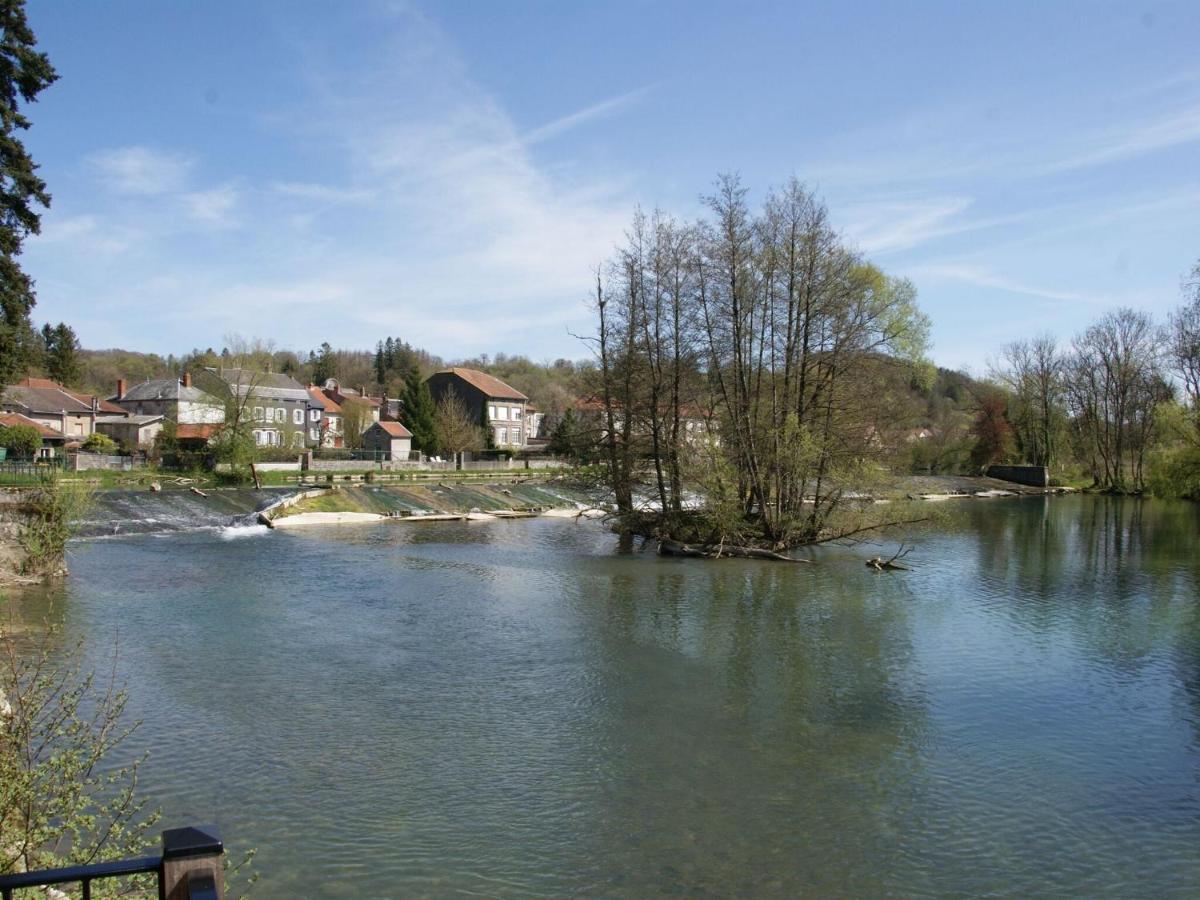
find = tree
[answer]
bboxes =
[41,321,81,386]
[0,421,39,457]
[1168,262,1200,417]
[340,397,372,449]
[1064,308,1167,491]
[969,392,1015,468]
[310,342,335,385]
[373,341,387,386]
[992,335,1064,468]
[0,0,58,393]
[399,367,438,454]
[547,408,582,458]
[435,388,483,462]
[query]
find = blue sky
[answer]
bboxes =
[20,0,1200,371]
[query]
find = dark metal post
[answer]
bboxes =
[161,826,224,900]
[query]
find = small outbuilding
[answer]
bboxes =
[362,420,413,460]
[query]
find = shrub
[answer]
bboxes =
[81,432,119,454]
[0,423,42,459]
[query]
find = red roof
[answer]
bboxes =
[309,385,341,413]
[176,424,220,441]
[0,412,66,440]
[437,368,528,401]
[375,421,412,438]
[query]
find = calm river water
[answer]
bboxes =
[15,495,1200,896]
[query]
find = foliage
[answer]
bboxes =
[399,368,438,453]
[310,341,336,386]
[969,392,1015,468]
[16,473,92,577]
[0,628,159,894]
[547,408,584,458]
[340,397,373,450]
[153,417,179,458]
[81,432,119,455]
[435,388,483,457]
[0,0,58,393]
[0,422,40,458]
[40,321,81,387]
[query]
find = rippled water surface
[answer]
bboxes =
[17,495,1200,896]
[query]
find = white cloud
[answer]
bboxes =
[183,186,240,227]
[270,181,375,204]
[89,146,193,195]
[905,262,1105,304]
[841,196,973,254]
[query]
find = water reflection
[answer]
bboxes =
[6,499,1199,896]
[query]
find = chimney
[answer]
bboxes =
[116,379,126,400]
[182,372,193,389]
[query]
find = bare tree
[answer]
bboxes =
[1168,262,1200,416]
[435,388,483,465]
[992,335,1065,468]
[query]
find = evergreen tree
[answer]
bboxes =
[373,341,386,386]
[383,337,395,371]
[42,321,80,386]
[399,366,439,453]
[0,0,58,392]
[311,342,335,385]
[548,409,581,458]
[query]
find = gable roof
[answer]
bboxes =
[16,377,127,414]
[307,386,338,412]
[435,368,528,401]
[208,368,310,401]
[116,378,218,404]
[2,381,93,415]
[0,412,67,440]
[373,420,412,438]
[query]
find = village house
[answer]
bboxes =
[94,414,165,450]
[361,420,413,459]
[306,386,343,447]
[111,373,224,424]
[0,411,68,458]
[425,368,530,449]
[195,368,316,449]
[321,379,382,424]
[0,377,110,439]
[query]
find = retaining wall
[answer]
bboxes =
[986,464,1049,487]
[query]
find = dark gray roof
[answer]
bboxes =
[2,384,93,415]
[96,414,164,425]
[114,379,218,404]
[210,369,311,402]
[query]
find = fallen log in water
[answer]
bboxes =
[658,539,810,563]
[866,556,910,571]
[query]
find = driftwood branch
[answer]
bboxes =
[659,539,810,563]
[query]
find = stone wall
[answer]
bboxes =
[986,464,1050,487]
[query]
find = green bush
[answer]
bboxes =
[81,432,119,454]
[1145,444,1200,499]
[0,423,42,459]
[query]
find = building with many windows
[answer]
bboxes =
[195,369,318,449]
[424,368,530,449]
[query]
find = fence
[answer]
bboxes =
[0,457,66,485]
[70,452,146,472]
[0,825,223,900]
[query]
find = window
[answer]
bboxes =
[512,428,521,444]
[310,427,319,441]
[310,409,320,421]
[253,406,264,422]
[512,408,522,421]
[294,408,304,425]
[292,432,305,448]
[498,427,507,444]
[488,405,497,420]
[500,406,511,420]
[277,407,286,423]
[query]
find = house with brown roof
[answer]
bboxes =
[0,412,68,458]
[306,386,343,447]
[1,377,104,439]
[425,368,530,448]
[361,420,412,459]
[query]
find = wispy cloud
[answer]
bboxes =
[523,88,649,145]
[183,185,240,228]
[905,262,1106,305]
[270,181,375,204]
[88,146,193,195]
[1036,101,1200,174]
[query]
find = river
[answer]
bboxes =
[12,494,1200,896]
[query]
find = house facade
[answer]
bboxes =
[195,369,318,449]
[0,411,67,458]
[361,421,413,459]
[111,374,224,424]
[95,414,165,449]
[1,378,101,439]
[425,368,529,449]
[306,386,343,447]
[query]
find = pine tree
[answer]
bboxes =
[373,341,386,385]
[383,337,395,372]
[0,0,58,392]
[548,409,581,458]
[399,366,439,454]
[311,342,335,385]
[43,321,80,386]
